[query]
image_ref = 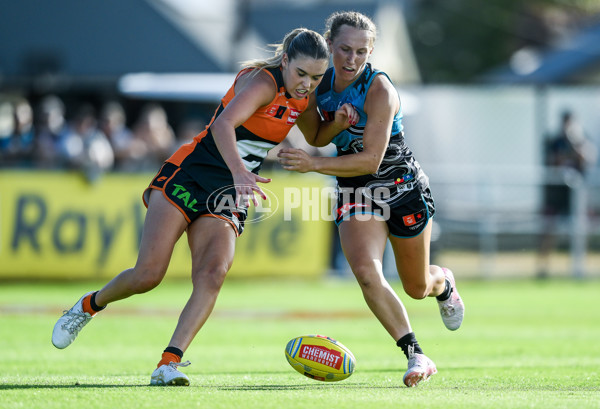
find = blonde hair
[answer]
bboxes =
[324,11,377,44]
[241,28,329,70]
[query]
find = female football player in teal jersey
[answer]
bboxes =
[278,11,465,387]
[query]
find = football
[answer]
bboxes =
[285,334,356,382]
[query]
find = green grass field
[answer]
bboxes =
[1,278,599,409]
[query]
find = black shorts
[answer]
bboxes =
[543,185,571,216]
[143,162,247,236]
[334,187,435,237]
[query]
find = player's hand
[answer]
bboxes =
[277,148,314,173]
[232,171,271,208]
[334,103,359,130]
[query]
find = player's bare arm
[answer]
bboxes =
[297,97,358,147]
[278,76,392,176]
[211,70,275,206]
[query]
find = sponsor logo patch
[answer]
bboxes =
[171,184,199,212]
[337,202,368,217]
[266,104,287,119]
[299,344,342,369]
[402,209,426,226]
[286,108,301,125]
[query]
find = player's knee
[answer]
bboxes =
[192,262,230,292]
[352,264,381,289]
[132,270,164,293]
[127,263,167,293]
[403,282,428,300]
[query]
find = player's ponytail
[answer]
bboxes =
[241,28,329,71]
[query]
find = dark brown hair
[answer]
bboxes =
[242,28,329,70]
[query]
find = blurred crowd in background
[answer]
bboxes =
[0,95,206,181]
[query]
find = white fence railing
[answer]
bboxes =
[424,165,599,278]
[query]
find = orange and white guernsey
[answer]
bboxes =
[167,66,308,190]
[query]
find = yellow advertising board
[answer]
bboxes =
[0,170,334,279]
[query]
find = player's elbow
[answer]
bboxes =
[210,117,232,137]
[303,134,319,147]
[362,155,382,174]
[306,130,333,147]
[364,163,380,175]
[307,139,328,148]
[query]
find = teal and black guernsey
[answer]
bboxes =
[315,63,430,206]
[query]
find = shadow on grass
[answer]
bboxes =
[0,382,404,391]
[213,383,404,391]
[2,382,596,392]
[0,384,148,390]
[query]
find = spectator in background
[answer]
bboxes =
[99,101,140,172]
[175,117,207,150]
[0,100,16,165]
[61,104,114,181]
[9,98,36,166]
[12,98,35,166]
[130,103,176,171]
[537,110,598,278]
[33,95,69,168]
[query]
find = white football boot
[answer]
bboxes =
[437,268,465,331]
[52,292,95,349]
[150,361,191,386]
[403,347,437,387]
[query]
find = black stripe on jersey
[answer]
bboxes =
[316,68,334,96]
[347,125,365,136]
[235,125,278,144]
[353,63,375,94]
[243,153,264,164]
[242,155,265,175]
[267,66,289,96]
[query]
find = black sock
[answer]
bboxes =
[164,346,184,359]
[436,279,452,301]
[90,291,106,312]
[396,332,423,359]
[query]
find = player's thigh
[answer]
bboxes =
[135,189,188,273]
[338,216,389,279]
[186,215,237,287]
[389,221,432,288]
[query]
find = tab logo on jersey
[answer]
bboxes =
[299,344,343,369]
[402,209,426,226]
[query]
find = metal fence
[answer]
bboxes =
[425,165,600,279]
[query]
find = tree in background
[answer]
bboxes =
[407,0,600,83]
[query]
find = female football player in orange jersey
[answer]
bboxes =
[278,11,465,387]
[52,27,357,386]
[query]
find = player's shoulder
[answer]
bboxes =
[367,72,396,101]
[369,69,394,91]
[237,68,276,88]
[364,69,398,114]
[234,68,279,103]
